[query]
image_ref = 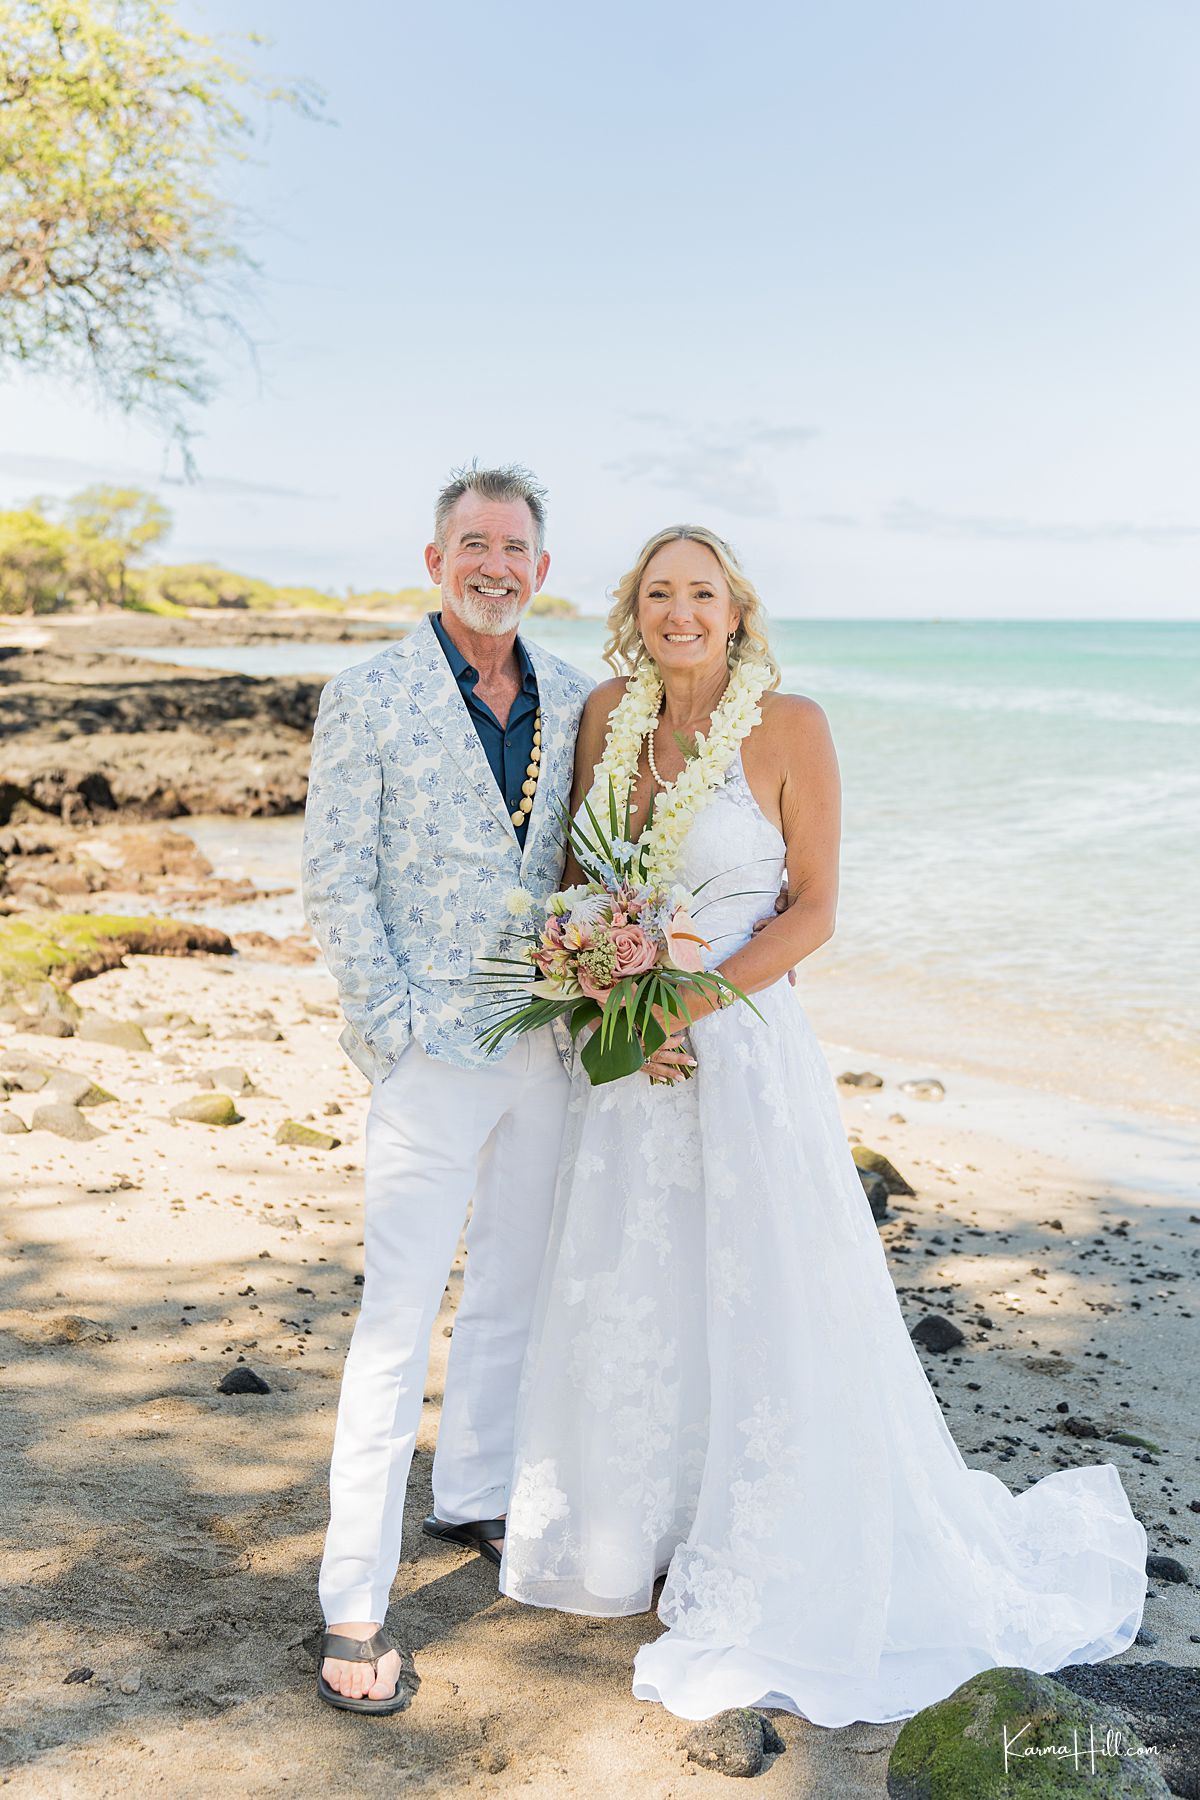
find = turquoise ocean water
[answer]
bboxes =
[128,619,1200,1115]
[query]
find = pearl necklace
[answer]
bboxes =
[645,705,673,792]
[510,710,543,829]
[645,690,726,792]
[588,657,771,887]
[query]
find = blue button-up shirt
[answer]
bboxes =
[431,611,540,845]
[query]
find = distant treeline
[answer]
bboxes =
[0,487,578,619]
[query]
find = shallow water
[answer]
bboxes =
[113,619,1200,1117]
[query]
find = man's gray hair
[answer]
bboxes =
[434,462,548,555]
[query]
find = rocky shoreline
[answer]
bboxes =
[0,641,322,823]
[0,611,413,829]
[21,609,411,650]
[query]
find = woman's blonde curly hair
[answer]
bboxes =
[602,523,781,688]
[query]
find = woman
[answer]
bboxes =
[498,524,1147,1726]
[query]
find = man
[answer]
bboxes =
[303,464,592,1711]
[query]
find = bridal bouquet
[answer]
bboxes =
[474,781,760,1086]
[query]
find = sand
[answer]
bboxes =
[1,946,1197,1799]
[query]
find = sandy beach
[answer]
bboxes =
[1,614,1196,1796]
[1,932,1196,1798]
[4,0,1198,1781]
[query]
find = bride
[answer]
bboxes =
[498,524,1147,1726]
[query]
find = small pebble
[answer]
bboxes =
[217,1366,270,1395]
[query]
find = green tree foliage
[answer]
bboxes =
[64,484,170,603]
[0,504,70,613]
[0,483,167,612]
[0,0,318,441]
[136,561,342,612]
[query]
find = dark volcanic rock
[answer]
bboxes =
[0,649,323,822]
[852,1145,917,1195]
[858,1166,891,1222]
[759,1717,785,1755]
[910,1314,965,1353]
[1144,1554,1189,1585]
[1054,1662,1200,1800]
[681,1709,786,1777]
[217,1366,271,1395]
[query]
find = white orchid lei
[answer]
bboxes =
[586,656,774,886]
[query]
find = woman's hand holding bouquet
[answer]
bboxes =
[473,781,761,1087]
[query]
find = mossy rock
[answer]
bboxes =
[31,1101,103,1141]
[887,1667,1170,1799]
[858,1165,892,1222]
[0,912,233,1004]
[275,1120,341,1150]
[46,1072,117,1108]
[1108,1432,1162,1453]
[32,981,82,1025]
[206,1065,254,1093]
[77,1013,151,1053]
[853,1144,916,1195]
[170,1093,243,1127]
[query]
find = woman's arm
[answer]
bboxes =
[688,694,841,1018]
[561,677,628,887]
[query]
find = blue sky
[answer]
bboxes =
[1,0,1197,617]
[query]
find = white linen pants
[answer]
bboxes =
[318,1028,570,1625]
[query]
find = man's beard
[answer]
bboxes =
[444,580,526,637]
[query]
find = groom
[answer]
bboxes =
[303,464,592,1708]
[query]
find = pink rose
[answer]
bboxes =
[663,904,708,974]
[609,924,658,979]
[576,964,615,1003]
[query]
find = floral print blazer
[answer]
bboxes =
[302,612,592,1080]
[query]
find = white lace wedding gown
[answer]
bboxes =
[499,749,1147,1726]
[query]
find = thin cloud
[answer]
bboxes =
[608,418,818,518]
[0,449,314,500]
[881,499,1200,545]
[163,472,318,499]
